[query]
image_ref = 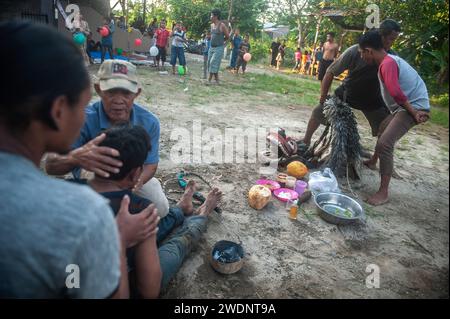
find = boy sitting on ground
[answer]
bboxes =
[84,125,222,297]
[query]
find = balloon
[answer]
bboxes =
[99,27,109,37]
[117,48,123,55]
[243,53,252,62]
[149,46,159,57]
[73,32,86,45]
[178,65,185,75]
[135,38,142,46]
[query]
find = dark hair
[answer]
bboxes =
[211,9,221,19]
[297,47,300,51]
[327,32,335,38]
[0,21,90,132]
[359,30,384,50]
[99,125,151,181]
[379,19,401,37]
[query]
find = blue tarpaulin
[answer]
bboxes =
[89,51,129,61]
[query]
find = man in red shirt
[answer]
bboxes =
[154,19,170,70]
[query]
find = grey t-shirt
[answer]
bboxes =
[0,152,121,298]
[327,44,385,111]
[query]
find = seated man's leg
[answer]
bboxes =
[135,177,170,218]
[156,207,184,245]
[158,188,222,290]
[158,215,207,289]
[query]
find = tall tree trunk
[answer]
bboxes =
[143,0,146,25]
[338,31,347,54]
[224,0,234,61]
[297,18,303,47]
[312,15,323,52]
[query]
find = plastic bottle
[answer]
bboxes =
[288,200,299,220]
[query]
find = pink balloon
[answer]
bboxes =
[243,53,252,62]
[135,38,142,46]
[99,27,109,37]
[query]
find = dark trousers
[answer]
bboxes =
[271,51,278,66]
[101,44,114,62]
[235,56,247,72]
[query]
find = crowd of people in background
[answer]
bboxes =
[271,33,336,81]
[72,11,343,83]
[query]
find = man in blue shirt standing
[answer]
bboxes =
[228,28,241,69]
[46,60,169,218]
[100,16,115,63]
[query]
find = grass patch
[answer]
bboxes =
[362,203,383,218]
[299,207,317,221]
[429,107,449,128]
[415,137,424,145]
[400,138,409,146]
[430,93,449,108]
[229,73,322,107]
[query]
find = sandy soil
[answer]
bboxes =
[90,53,449,299]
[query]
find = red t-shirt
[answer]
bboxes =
[155,28,170,47]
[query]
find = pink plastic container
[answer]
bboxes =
[295,180,308,196]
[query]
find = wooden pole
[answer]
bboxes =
[143,0,147,26]
[338,31,347,54]
[309,14,323,76]
[312,15,323,52]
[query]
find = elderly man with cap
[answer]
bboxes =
[46,60,169,218]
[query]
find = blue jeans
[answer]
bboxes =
[170,46,186,66]
[229,48,239,68]
[156,207,185,245]
[158,215,207,289]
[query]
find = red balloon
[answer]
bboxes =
[135,38,142,46]
[99,27,109,37]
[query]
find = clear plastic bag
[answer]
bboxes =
[308,168,340,195]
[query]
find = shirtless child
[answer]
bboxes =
[318,32,338,82]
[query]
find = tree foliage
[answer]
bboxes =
[114,0,449,90]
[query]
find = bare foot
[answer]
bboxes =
[365,191,389,206]
[195,188,223,217]
[363,159,378,171]
[177,180,196,216]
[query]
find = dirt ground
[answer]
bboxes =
[90,53,449,299]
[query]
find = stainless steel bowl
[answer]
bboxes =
[313,192,364,225]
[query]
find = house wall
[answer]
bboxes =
[0,0,55,25]
[58,4,152,54]
[0,0,150,54]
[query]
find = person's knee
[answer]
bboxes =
[136,178,170,218]
[376,137,393,158]
[153,195,169,218]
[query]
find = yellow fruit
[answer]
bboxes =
[287,161,308,179]
[248,185,272,210]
